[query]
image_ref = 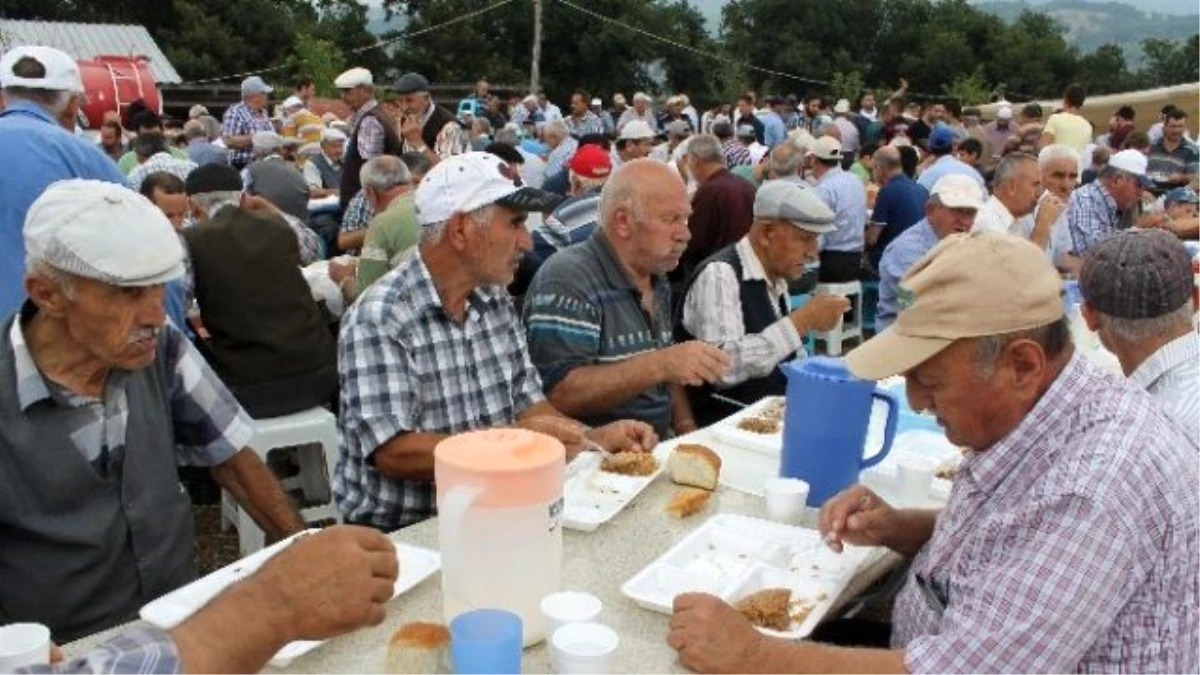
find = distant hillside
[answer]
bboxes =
[975,0,1196,65]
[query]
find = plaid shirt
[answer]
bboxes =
[892,354,1199,673]
[721,138,752,168]
[126,153,198,192]
[335,250,544,530]
[221,101,274,167]
[565,111,605,138]
[1129,331,1199,447]
[1063,180,1120,256]
[352,99,385,161]
[11,306,250,473]
[19,627,178,674]
[340,189,375,255]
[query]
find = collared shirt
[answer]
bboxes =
[1147,137,1199,181]
[533,189,601,264]
[815,166,868,252]
[970,195,1016,234]
[833,116,861,154]
[336,250,544,530]
[545,136,579,179]
[1129,331,1199,447]
[1063,180,1120,255]
[19,626,179,674]
[401,102,467,161]
[1016,192,1073,265]
[566,111,605,138]
[759,111,787,148]
[277,210,323,266]
[10,305,250,471]
[893,354,1198,673]
[916,155,986,193]
[126,152,199,191]
[616,108,659,134]
[185,138,228,167]
[876,218,939,331]
[0,101,127,318]
[340,189,375,255]
[351,99,386,161]
[523,230,675,437]
[221,101,275,166]
[681,238,805,387]
[721,138,752,168]
[302,152,341,189]
[357,192,420,292]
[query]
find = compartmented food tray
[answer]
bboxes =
[562,443,673,532]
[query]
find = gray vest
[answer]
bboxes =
[248,158,311,224]
[0,313,196,642]
[309,153,342,190]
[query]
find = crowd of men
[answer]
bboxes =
[0,42,1197,674]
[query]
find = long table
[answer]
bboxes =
[66,460,902,673]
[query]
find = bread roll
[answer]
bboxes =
[385,622,451,674]
[665,487,711,518]
[668,444,722,490]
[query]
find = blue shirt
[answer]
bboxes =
[815,166,868,252]
[760,111,788,148]
[917,155,986,193]
[869,174,929,267]
[0,101,127,317]
[877,218,940,331]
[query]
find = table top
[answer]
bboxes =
[67,468,900,674]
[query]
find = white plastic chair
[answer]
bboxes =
[812,281,864,356]
[220,406,342,555]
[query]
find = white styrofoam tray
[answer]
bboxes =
[621,514,876,639]
[140,529,440,667]
[562,442,673,532]
[710,396,786,456]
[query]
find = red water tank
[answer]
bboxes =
[77,55,161,129]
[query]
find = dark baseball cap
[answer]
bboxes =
[1079,229,1193,319]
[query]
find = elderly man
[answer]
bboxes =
[1147,108,1199,191]
[1,180,306,642]
[566,91,605,138]
[523,160,731,438]
[242,131,311,225]
[127,132,198,192]
[221,76,275,170]
[336,152,654,531]
[543,119,578,179]
[876,174,982,330]
[971,152,1042,234]
[335,66,399,209]
[676,181,850,424]
[184,164,337,418]
[1162,186,1200,239]
[533,144,613,264]
[676,135,758,282]
[766,140,805,182]
[613,119,655,169]
[652,120,692,165]
[303,127,346,199]
[393,71,466,166]
[671,232,1198,674]
[867,145,928,272]
[1079,230,1198,445]
[182,118,228,167]
[356,156,420,292]
[0,45,127,317]
[714,119,751,168]
[917,126,986,193]
[807,137,867,282]
[1012,144,1078,261]
[1063,148,1152,259]
[617,92,658,134]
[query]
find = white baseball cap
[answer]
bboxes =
[996,105,1013,120]
[930,174,986,211]
[833,99,851,114]
[1106,149,1153,187]
[281,95,304,111]
[807,136,842,161]
[618,120,655,141]
[414,152,562,226]
[25,180,184,286]
[334,67,373,89]
[0,45,82,92]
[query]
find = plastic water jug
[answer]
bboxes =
[780,357,899,506]
[435,429,565,647]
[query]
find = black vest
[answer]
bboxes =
[675,244,790,426]
[0,311,196,642]
[340,103,404,208]
[309,153,342,189]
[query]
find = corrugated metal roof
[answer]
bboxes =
[0,19,182,84]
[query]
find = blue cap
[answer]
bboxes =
[929,125,955,152]
[1164,187,1199,206]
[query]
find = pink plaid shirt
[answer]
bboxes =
[892,353,1199,673]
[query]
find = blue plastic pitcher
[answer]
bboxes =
[780,356,899,506]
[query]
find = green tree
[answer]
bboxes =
[942,66,991,107]
[1138,35,1200,87]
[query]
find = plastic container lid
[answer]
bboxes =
[434,429,565,507]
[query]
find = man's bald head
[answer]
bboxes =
[599,159,683,229]
[599,159,691,277]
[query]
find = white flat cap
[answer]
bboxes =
[0,45,82,92]
[253,131,284,151]
[321,127,347,143]
[334,67,373,89]
[25,180,184,286]
[618,120,655,141]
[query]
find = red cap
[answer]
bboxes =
[568,145,612,179]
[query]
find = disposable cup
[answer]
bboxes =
[550,622,618,674]
[540,591,602,636]
[895,455,936,503]
[0,623,50,672]
[449,609,523,674]
[764,477,809,525]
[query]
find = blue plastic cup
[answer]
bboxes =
[450,609,523,674]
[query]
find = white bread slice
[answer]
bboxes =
[668,444,722,490]
[665,488,712,518]
[385,622,451,674]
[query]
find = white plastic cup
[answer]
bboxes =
[550,622,619,674]
[895,456,936,503]
[764,477,809,525]
[540,591,603,636]
[0,623,50,672]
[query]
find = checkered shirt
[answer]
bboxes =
[11,306,250,474]
[566,111,605,138]
[335,250,545,530]
[18,626,179,674]
[722,138,752,168]
[352,99,385,161]
[126,152,198,192]
[339,189,375,255]
[892,353,1199,673]
[1129,331,1199,448]
[1063,179,1121,256]
[221,101,275,167]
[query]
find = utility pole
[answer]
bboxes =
[530,0,542,95]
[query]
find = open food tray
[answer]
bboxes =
[621,514,877,639]
[562,442,674,532]
[140,529,440,667]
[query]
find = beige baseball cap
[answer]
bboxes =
[845,231,1063,380]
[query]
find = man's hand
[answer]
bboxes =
[587,420,658,454]
[254,526,398,640]
[668,593,768,673]
[818,485,900,552]
[399,115,424,144]
[657,341,731,387]
[328,258,358,284]
[792,294,850,333]
[517,415,587,461]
